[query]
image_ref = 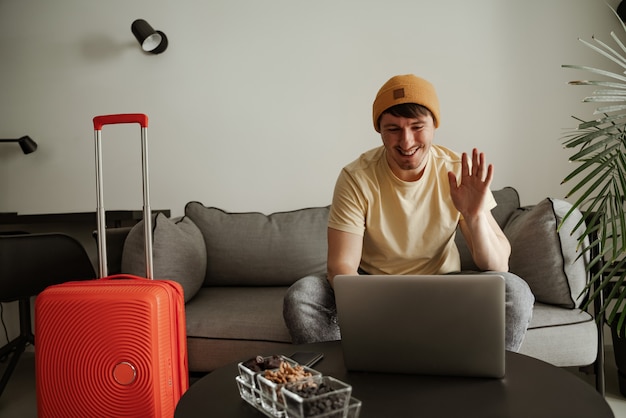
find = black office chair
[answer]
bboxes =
[0,233,96,396]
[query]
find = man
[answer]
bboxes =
[283,74,534,352]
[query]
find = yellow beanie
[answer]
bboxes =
[372,74,440,132]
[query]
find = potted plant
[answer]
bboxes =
[562,3,626,394]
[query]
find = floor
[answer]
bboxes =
[580,345,626,417]
[1,345,626,417]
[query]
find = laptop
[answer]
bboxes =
[333,274,505,378]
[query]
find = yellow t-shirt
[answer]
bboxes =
[328,145,496,275]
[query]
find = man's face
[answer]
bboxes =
[379,112,435,182]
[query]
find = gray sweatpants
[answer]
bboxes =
[283,271,534,352]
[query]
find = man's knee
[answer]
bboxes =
[501,272,535,320]
[505,273,534,303]
[283,274,339,344]
[284,274,327,306]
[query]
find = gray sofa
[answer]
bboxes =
[104,187,600,380]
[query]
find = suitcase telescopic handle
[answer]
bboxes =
[93,113,154,280]
[93,113,149,130]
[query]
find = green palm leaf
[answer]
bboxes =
[562,7,626,332]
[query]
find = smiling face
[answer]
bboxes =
[379,110,435,182]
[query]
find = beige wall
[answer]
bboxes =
[0,0,622,218]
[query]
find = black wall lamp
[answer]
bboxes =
[131,19,168,54]
[0,136,38,154]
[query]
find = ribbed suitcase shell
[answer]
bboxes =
[35,276,188,417]
[35,114,188,417]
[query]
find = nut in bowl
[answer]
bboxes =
[257,361,322,416]
[281,376,352,418]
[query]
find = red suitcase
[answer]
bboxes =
[35,114,189,417]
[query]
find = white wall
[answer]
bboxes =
[0,0,623,217]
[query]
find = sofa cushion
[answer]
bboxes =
[121,213,207,302]
[527,302,594,329]
[456,187,520,271]
[185,287,293,343]
[185,203,329,286]
[504,198,589,309]
[520,302,597,367]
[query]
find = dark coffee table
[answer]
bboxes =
[175,341,613,418]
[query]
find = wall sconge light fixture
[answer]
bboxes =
[131,19,168,54]
[0,136,38,154]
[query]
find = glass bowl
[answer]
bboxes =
[256,362,322,416]
[281,376,352,418]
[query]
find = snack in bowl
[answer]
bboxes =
[256,361,322,416]
[236,354,328,417]
[243,355,283,373]
[238,355,292,389]
[281,376,352,418]
[237,355,292,404]
[263,361,313,384]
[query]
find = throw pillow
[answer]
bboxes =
[121,213,207,302]
[504,198,589,309]
[185,202,329,286]
[490,187,522,227]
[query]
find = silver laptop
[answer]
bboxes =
[333,274,505,378]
